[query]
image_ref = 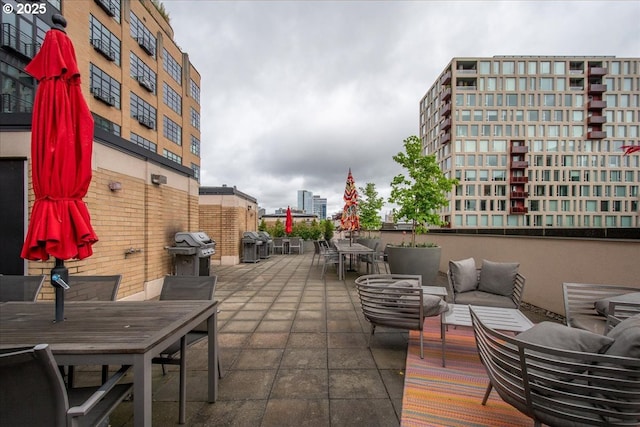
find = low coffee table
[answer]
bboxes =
[440,304,534,367]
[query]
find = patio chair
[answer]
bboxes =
[563,282,639,334]
[152,275,221,424]
[0,274,45,302]
[288,236,303,254]
[355,274,448,359]
[272,237,285,254]
[64,275,122,387]
[320,244,342,279]
[471,307,640,427]
[311,240,322,266]
[447,258,525,308]
[0,344,132,427]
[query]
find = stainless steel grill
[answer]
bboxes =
[167,231,216,275]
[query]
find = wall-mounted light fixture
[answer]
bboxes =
[247,205,252,211]
[108,181,122,191]
[151,174,167,185]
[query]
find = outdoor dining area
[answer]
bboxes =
[2,249,639,426]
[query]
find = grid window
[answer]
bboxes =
[190,107,200,130]
[89,63,121,109]
[163,149,182,164]
[130,92,156,129]
[92,0,121,23]
[190,79,200,104]
[163,48,182,85]
[93,113,120,136]
[89,15,121,65]
[130,12,156,57]
[191,163,200,182]
[163,82,182,115]
[130,53,156,94]
[130,132,157,153]
[190,135,200,156]
[163,116,182,145]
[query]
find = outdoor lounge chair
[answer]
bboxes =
[0,344,132,427]
[152,275,221,424]
[288,237,303,254]
[355,274,448,358]
[0,274,45,302]
[272,237,285,254]
[471,307,640,427]
[447,258,525,308]
[563,282,639,334]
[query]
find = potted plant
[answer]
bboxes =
[386,135,458,284]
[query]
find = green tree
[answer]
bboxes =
[321,219,334,241]
[258,218,267,232]
[358,182,384,236]
[388,135,458,246]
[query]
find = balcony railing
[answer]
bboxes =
[510,191,529,199]
[511,160,529,169]
[588,83,607,94]
[136,76,155,92]
[134,114,155,129]
[1,23,40,59]
[587,115,606,125]
[509,206,528,214]
[440,118,451,131]
[587,100,607,110]
[1,93,33,113]
[587,131,606,139]
[588,66,607,77]
[439,71,451,86]
[510,176,529,184]
[90,87,116,106]
[440,87,451,102]
[511,145,528,154]
[136,36,155,56]
[90,38,116,61]
[440,102,451,116]
[439,133,451,145]
[94,0,116,16]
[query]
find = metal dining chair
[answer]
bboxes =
[152,275,221,424]
[0,275,46,302]
[64,275,122,388]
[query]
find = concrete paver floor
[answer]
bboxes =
[104,252,551,426]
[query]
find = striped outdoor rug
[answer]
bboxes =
[401,317,532,427]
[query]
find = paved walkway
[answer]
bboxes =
[109,252,547,426]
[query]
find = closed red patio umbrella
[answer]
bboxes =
[20,15,98,322]
[285,206,293,235]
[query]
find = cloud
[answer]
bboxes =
[163,0,640,215]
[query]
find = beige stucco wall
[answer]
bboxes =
[381,231,639,316]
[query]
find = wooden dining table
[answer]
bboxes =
[333,241,375,280]
[0,300,219,427]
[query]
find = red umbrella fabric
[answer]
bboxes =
[20,24,98,262]
[340,168,359,232]
[285,206,293,235]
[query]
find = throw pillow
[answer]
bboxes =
[605,314,640,359]
[594,292,640,316]
[478,260,519,297]
[449,258,477,293]
[517,321,614,354]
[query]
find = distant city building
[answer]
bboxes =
[313,195,327,220]
[421,56,639,228]
[297,190,314,214]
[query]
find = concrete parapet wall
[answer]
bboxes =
[381,230,639,316]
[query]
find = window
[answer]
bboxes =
[191,163,200,182]
[163,82,182,114]
[163,149,182,164]
[130,92,156,129]
[503,61,515,74]
[190,135,200,156]
[540,78,553,90]
[190,107,200,130]
[543,94,555,106]
[89,15,121,65]
[554,61,565,75]
[130,53,156,93]
[527,110,539,121]
[190,79,200,104]
[163,48,182,85]
[130,12,156,57]
[93,113,120,136]
[0,61,35,113]
[89,63,120,108]
[163,116,182,145]
[506,94,517,106]
[540,61,551,74]
[130,132,157,152]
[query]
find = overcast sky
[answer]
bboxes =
[162,1,639,216]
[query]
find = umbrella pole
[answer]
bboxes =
[51,258,69,322]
